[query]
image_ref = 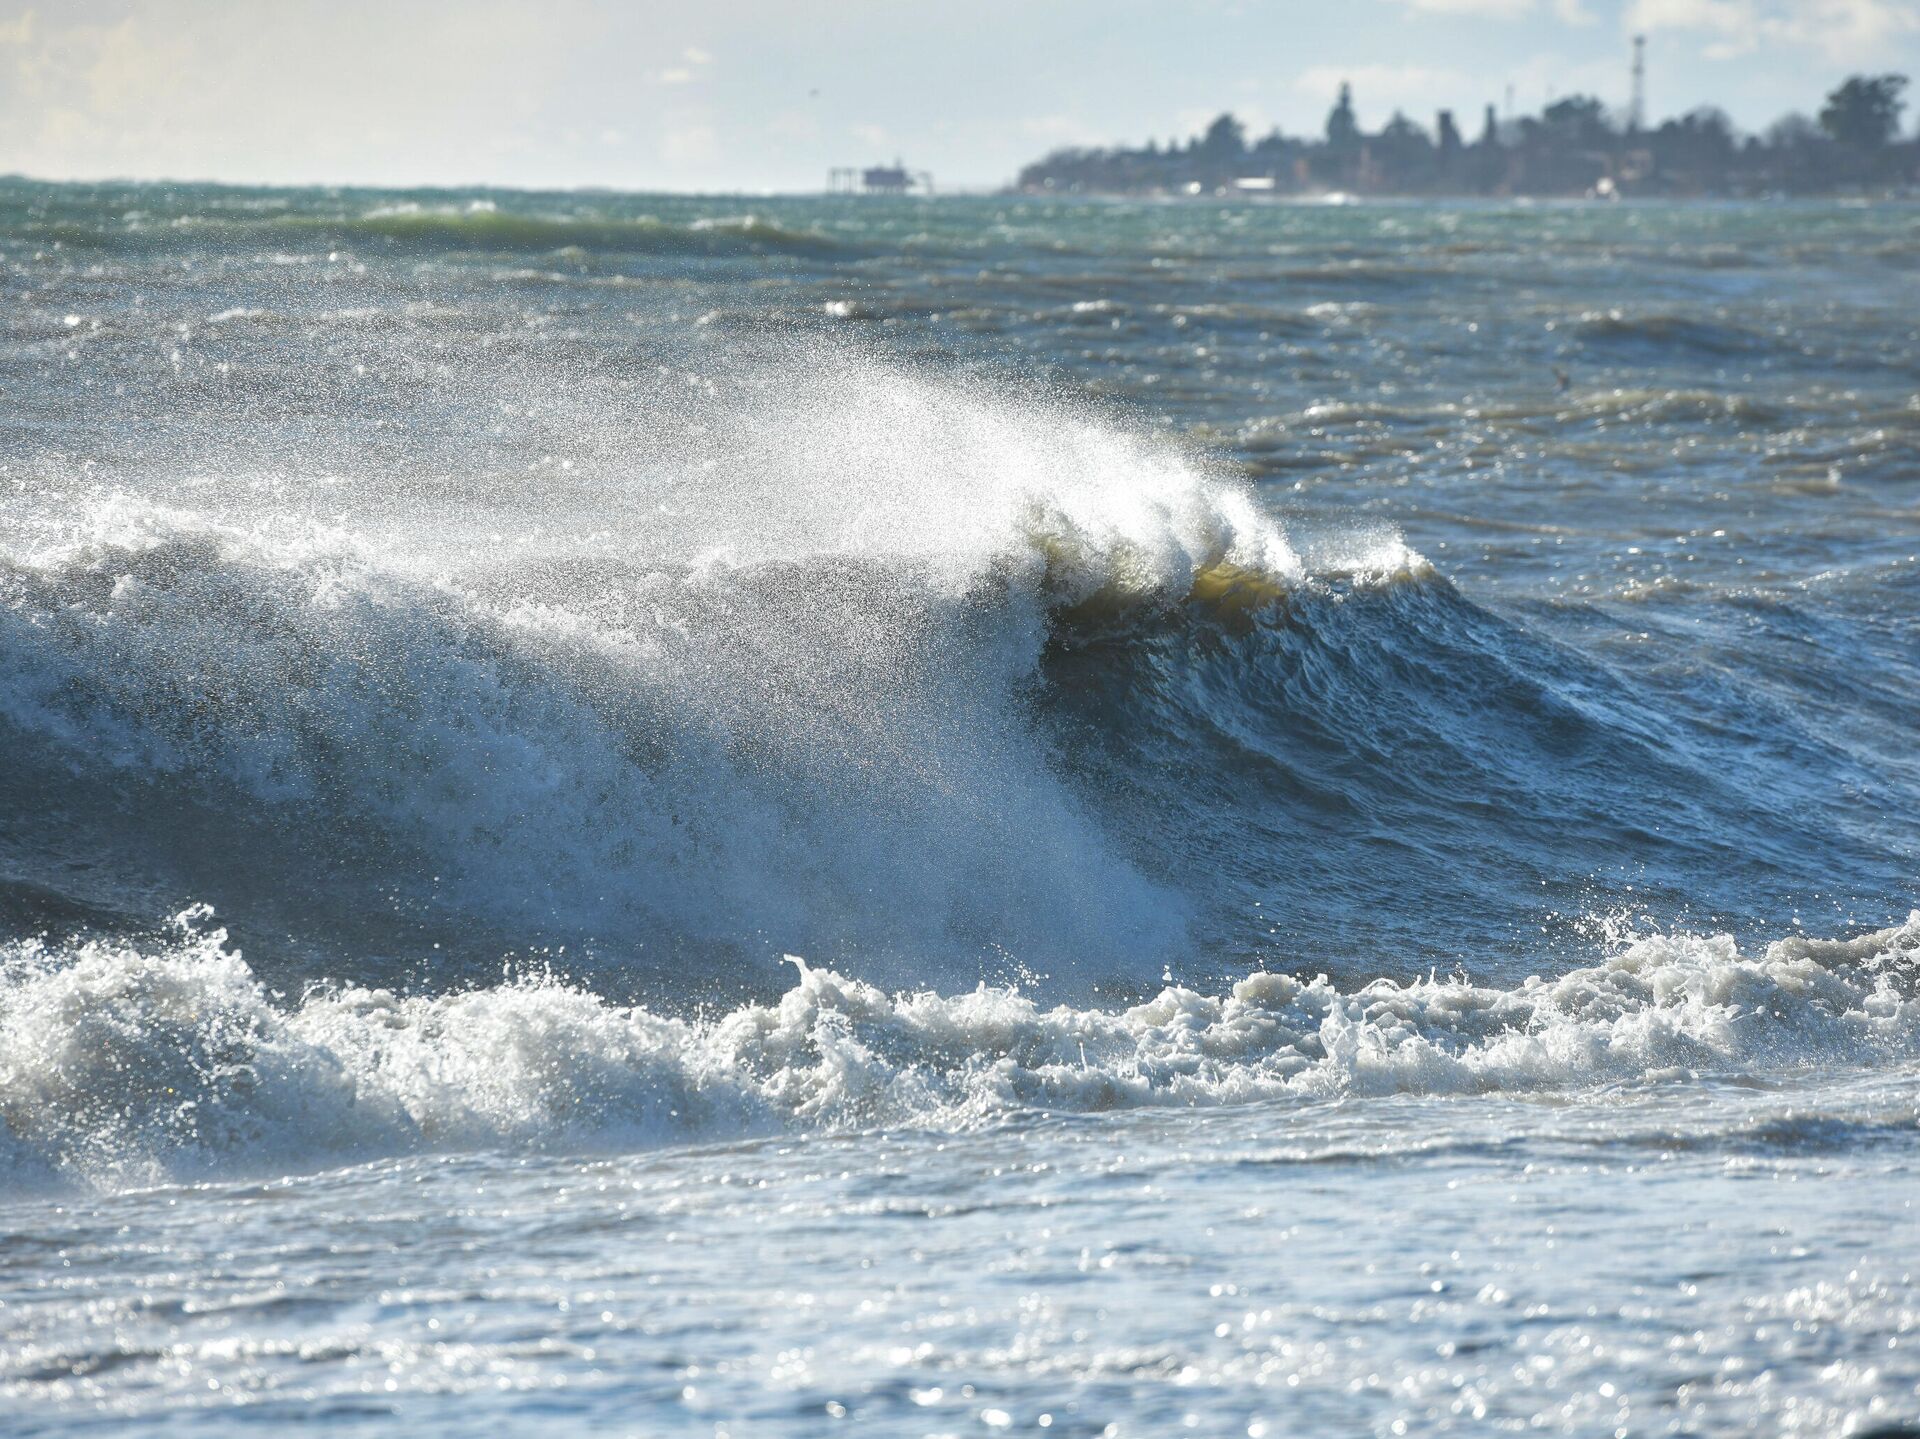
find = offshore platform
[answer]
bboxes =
[827,160,935,195]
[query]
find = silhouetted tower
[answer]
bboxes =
[1630,34,1647,132]
[1327,82,1360,150]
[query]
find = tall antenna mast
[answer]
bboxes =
[1630,34,1646,132]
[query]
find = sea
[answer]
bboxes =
[1,182,1916,1436]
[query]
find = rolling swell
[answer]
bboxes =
[316,208,846,257]
[1570,309,1770,359]
[5,205,846,259]
[1039,552,1906,972]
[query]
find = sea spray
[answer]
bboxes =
[0,351,1375,990]
[4,906,1914,1191]
[5,182,1920,1438]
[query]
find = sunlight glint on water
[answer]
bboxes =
[1,184,1916,1436]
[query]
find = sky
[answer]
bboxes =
[1,0,1915,192]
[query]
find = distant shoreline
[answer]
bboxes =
[4,172,1919,207]
[1014,75,1917,202]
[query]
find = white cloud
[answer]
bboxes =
[1295,63,1477,125]
[766,108,823,143]
[656,43,714,86]
[1393,0,1536,15]
[1769,0,1920,64]
[659,121,718,167]
[0,0,599,182]
[1019,113,1108,147]
[1506,49,1639,110]
[1625,0,1757,48]
[1625,0,1917,65]
[1554,0,1599,25]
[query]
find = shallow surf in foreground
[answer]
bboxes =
[4,907,1914,1191]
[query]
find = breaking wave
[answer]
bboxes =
[4,350,1418,991]
[4,339,1914,1199]
[3,340,1897,1004]
[2,908,1914,1191]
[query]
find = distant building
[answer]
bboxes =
[861,164,912,192]
[828,161,935,195]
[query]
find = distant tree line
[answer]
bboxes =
[1015,74,1914,198]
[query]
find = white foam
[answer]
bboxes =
[0,351,1420,983]
[3,910,1913,1191]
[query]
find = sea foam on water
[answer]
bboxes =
[3,906,1913,1191]
[4,185,1920,1437]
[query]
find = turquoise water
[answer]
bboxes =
[1,184,1916,1434]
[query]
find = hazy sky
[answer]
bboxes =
[2,0,1915,192]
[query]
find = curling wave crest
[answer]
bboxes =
[0,353,1424,987]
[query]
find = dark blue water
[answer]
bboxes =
[1,183,1916,1435]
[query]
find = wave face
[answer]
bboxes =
[1,350,1343,992]
[3,335,1911,1000]
[5,908,1914,1190]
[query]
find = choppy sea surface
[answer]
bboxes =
[1,183,1917,1435]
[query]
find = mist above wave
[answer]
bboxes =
[4,346,1414,987]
